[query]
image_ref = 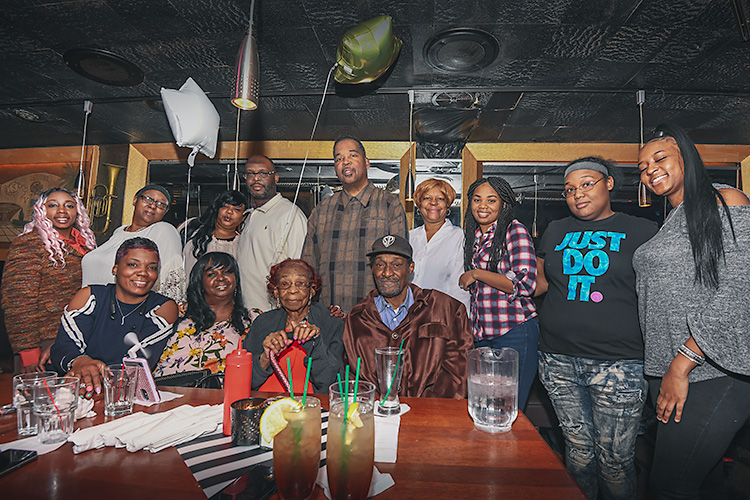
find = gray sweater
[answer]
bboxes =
[633,190,750,382]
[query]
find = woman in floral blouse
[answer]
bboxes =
[155,252,250,376]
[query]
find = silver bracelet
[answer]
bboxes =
[678,344,705,366]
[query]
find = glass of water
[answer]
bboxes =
[467,347,519,433]
[13,372,57,436]
[32,376,80,444]
[103,364,138,416]
[375,347,404,415]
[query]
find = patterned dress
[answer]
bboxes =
[154,315,250,376]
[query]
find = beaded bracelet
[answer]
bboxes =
[678,344,705,366]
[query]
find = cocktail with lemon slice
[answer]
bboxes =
[327,381,376,500]
[260,396,321,500]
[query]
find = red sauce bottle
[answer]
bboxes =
[223,347,252,435]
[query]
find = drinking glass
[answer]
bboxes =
[13,372,57,436]
[272,396,321,500]
[467,347,519,433]
[375,347,404,415]
[103,364,138,416]
[327,381,376,500]
[32,376,79,444]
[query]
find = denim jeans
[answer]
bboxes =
[538,352,647,500]
[474,316,539,410]
[648,375,750,500]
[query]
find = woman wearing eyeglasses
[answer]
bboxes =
[81,184,186,303]
[534,157,657,500]
[244,258,343,394]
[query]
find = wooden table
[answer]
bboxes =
[0,374,585,499]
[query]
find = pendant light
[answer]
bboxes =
[232,0,259,110]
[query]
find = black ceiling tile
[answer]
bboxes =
[259,0,310,29]
[483,60,545,87]
[257,65,296,93]
[485,92,523,110]
[167,0,248,37]
[696,0,744,31]
[624,0,713,28]
[599,26,671,63]
[487,24,556,61]
[432,0,500,25]
[548,25,612,59]
[105,0,192,39]
[527,59,592,88]
[299,0,369,30]
[649,27,730,66]
[575,61,642,89]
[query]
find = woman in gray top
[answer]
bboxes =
[633,123,750,499]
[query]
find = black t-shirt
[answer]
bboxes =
[537,212,658,360]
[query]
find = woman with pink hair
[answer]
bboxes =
[1,187,96,372]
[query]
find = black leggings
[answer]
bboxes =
[648,375,750,499]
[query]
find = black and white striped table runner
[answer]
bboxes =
[176,411,329,498]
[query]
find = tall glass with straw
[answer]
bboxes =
[273,358,321,500]
[327,360,376,500]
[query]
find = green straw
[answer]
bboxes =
[344,365,350,419]
[336,372,344,401]
[353,357,361,403]
[302,357,312,405]
[287,357,294,399]
[383,338,405,403]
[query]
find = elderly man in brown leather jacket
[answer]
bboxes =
[342,234,473,398]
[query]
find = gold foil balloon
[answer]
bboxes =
[334,15,402,84]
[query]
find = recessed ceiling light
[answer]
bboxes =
[63,48,144,87]
[424,28,499,73]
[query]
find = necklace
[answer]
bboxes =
[115,297,148,326]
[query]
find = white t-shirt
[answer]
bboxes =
[81,222,185,302]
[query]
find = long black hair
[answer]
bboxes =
[184,252,248,335]
[463,177,517,272]
[183,190,246,259]
[650,123,734,289]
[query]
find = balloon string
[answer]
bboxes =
[271,63,337,263]
[76,105,92,199]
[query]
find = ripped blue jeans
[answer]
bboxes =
[538,352,647,500]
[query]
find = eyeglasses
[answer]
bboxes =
[242,171,275,180]
[561,177,605,198]
[140,194,169,211]
[277,280,310,290]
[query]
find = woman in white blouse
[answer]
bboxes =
[409,178,470,311]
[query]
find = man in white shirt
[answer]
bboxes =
[237,155,307,313]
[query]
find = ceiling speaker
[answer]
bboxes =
[424,28,499,73]
[63,48,144,86]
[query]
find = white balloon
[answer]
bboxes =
[160,77,220,166]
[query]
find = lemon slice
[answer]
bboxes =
[260,397,301,442]
[346,402,363,429]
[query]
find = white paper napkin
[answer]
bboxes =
[68,403,222,454]
[374,403,409,463]
[316,465,394,499]
[136,390,184,407]
[0,435,67,456]
[75,397,96,420]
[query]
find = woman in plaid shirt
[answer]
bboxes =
[459,177,538,409]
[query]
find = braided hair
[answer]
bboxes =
[463,177,517,272]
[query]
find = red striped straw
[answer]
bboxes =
[116,363,125,401]
[42,379,64,426]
